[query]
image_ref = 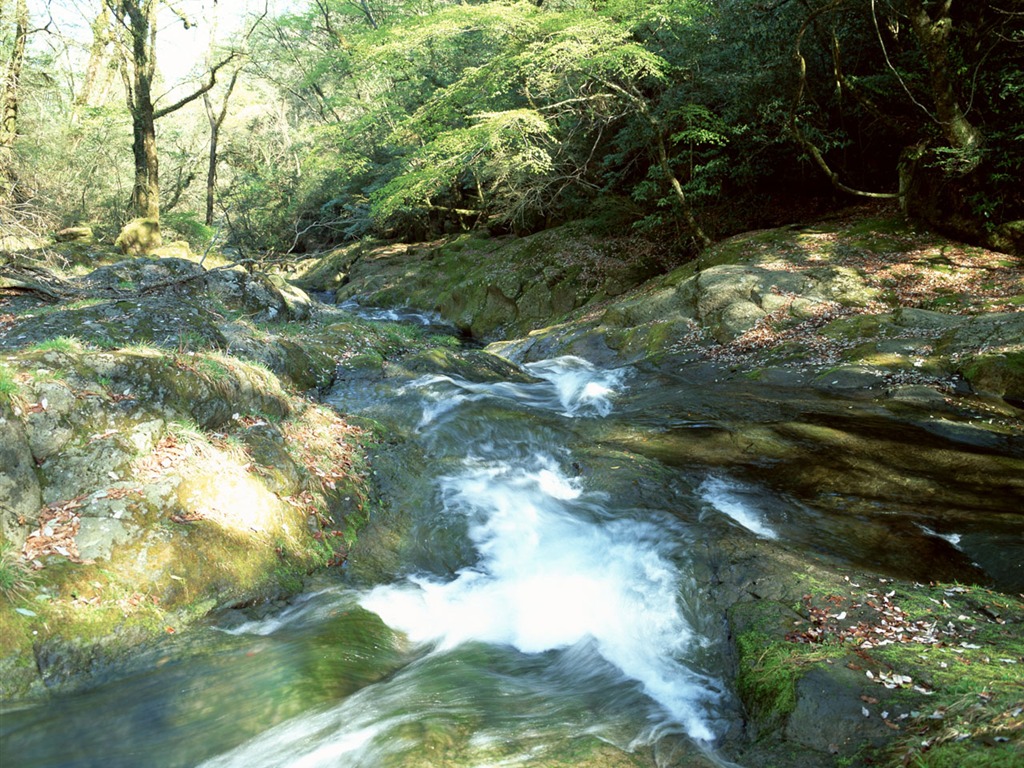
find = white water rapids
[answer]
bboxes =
[362,454,718,739]
[201,357,725,766]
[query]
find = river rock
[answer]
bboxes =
[23,380,76,461]
[0,414,42,546]
[784,665,892,755]
[114,218,161,256]
[76,516,131,561]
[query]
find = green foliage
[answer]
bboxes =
[372,109,555,225]
[0,363,19,401]
[162,212,216,249]
[26,336,82,354]
[9,0,1021,252]
[0,539,34,602]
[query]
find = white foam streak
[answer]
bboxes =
[699,476,778,539]
[406,357,628,425]
[361,456,718,740]
[217,590,333,636]
[339,299,440,326]
[919,524,963,549]
[523,356,627,417]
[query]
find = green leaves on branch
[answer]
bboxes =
[373,109,554,225]
[369,6,670,231]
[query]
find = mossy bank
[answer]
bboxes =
[0,243,460,701]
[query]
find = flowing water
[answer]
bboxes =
[4,307,1022,767]
[2,343,734,767]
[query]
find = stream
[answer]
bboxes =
[3,306,1022,767]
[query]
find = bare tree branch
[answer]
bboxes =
[154,52,237,118]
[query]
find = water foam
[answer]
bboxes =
[361,455,719,740]
[406,356,628,427]
[699,476,778,539]
[918,524,963,549]
[522,356,627,416]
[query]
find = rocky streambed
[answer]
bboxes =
[298,208,1024,766]
[2,211,1023,767]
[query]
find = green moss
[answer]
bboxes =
[821,313,889,341]
[841,216,929,253]
[767,578,1024,766]
[66,298,105,310]
[910,741,1022,768]
[961,350,1024,398]
[730,600,846,733]
[735,625,800,728]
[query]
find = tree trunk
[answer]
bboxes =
[356,1,379,30]
[109,0,161,219]
[109,0,235,221]
[905,0,983,154]
[205,99,218,225]
[654,132,712,250]
[204,70,239,226]
[0,0,27,199]
[75,7,113,112]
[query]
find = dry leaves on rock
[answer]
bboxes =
[22,496,90,567]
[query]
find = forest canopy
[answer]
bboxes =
[1,0,1022,255]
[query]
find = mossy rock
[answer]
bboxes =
[114,218,162,256]
[54,226,95,244]
[961,350,1024,402]
[730,600,805,736]
[150,240,194,260]
[990,219,1024,256]
[391,347,539,383]
[0,413,42,547]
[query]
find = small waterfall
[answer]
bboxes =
[201,356,725,767]
[362,453,721,740]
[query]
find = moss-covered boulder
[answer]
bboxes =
[0,249,418,701]
[725,576,1024,768]
[296,226,679,340]
[114,218,162,256]
[54,226,94,244]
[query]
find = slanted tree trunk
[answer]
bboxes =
[204,69,239,226]
[0,0,27,200]
[74,6,114,113]
[355,0,379,30]
[599,79,711,249]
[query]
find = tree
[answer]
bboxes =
[784,0,1022,246]
[1,0,28,201]
[105,0,235,220]
[904,0,983,159]
[203,68,238,226]
[74,4,115,113]
[364,5,713,242]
